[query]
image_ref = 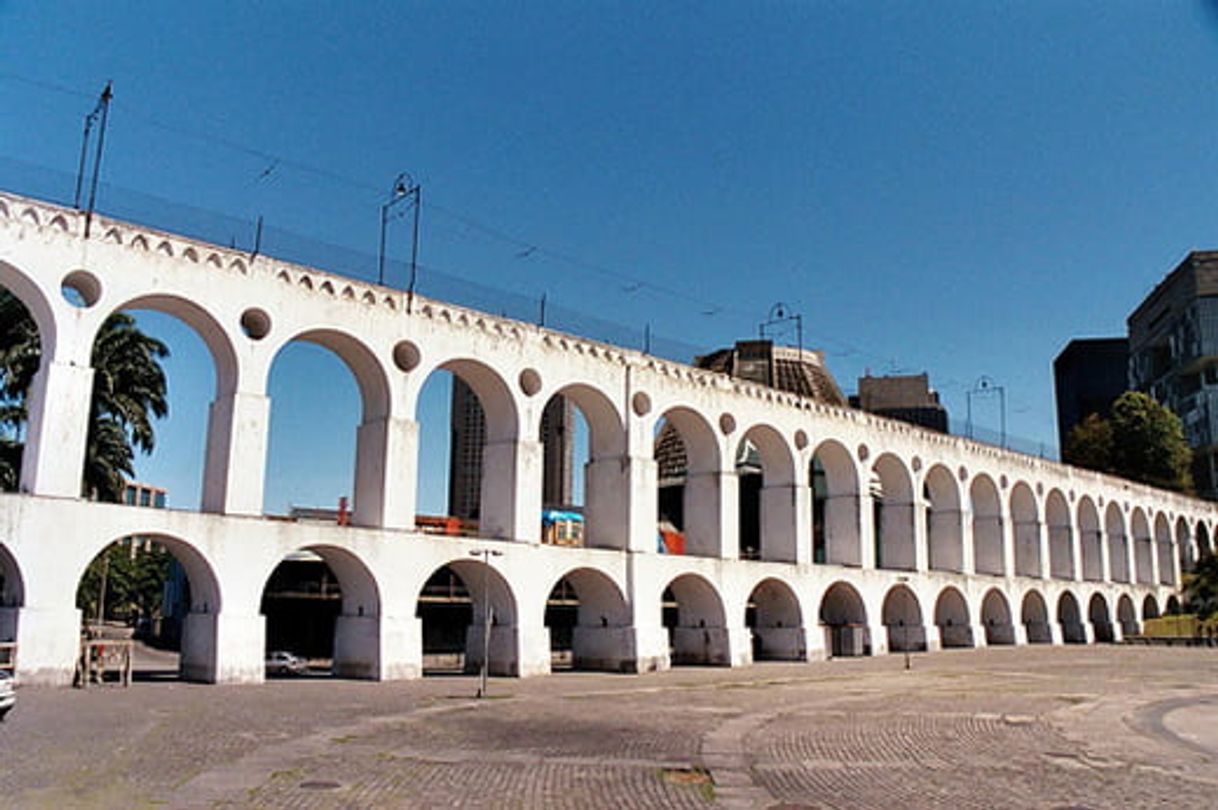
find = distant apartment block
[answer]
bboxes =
[1053,338,1129,450]
[850,373,948,433]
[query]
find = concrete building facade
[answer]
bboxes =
[0,190,1212,686]
[1128,251,1218,499]
[852,373,949,433]
[1053,338,1129,451]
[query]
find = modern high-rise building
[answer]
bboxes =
[1128,250,1218,498]
[1052,338,1129,450]
[447,378,573,520]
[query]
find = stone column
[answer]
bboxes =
[912,500,930,572]
[685,470,736,559]
[19,361,94,498]
[352,415,418,530]
[202,390,270,515]
[12,605,81,685]
[182,611,265,684]
[759,483,806,563]
[826,493,862,566]
[480,438,543,543]
[464,617,550,677]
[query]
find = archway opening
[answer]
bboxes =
[980,589,1014,645]
[1142,594,1160,621]
[924,465,962,572]
[810,441,860,566]
[819,581,868,657]
[0,544,23,668]
[539,385,624,550]
[971,476,1004,576]
[1198,522,1213,558]
[0,284,44,494]
[259,546,381,679]
[1166,595,1182,615]
[882,585,926,653]
[745,578,803,661]
[1010,483,1040,578]
[1057,592,1086,644]
[1079,498,1102,581]
[934,587,973,648]
[1131,510,1153,586]
[1088,593,1114,643]
[416,559,518,676]
[655,409,721,558]
[1106,504,1129,583]
[1046,491,1073,580]
[1020,591,1051,644]
[1116,594,1139,638]
[415,360,518,539]
[544,568,630,672]
[1177,517,1194,575]
[662,574,729,666]
[872,454,914,571]
[75,534,221,683]
[737,426,797,562]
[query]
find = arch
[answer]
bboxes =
[1105,503,1129,583]
[810,439,861,566]
[980,588,1014,645]
[1177,517,1195,574]
[541,382,624,458]
[1196,521,1212,558]
[418,558,520,676]
[1116,593,1139,638]
[881,585,925,653]
[1010,482,1040,578]
[819,581,869,657]
[934,587,973,648]
[0,260,58,360]
[75,532,223,682]
[272,327,391,422]
[544,567,630,672]
[1131,508,1153,585]
[1078,496,1102,581]
[1154,513,1174,586]
[1142,594,1160,621]
[655,407,723,558]
[924,464,963,573]
[663,573,729,666]
[1088,592,1114,643]
[746,578,805,661]
[106,293,240,398]
[1020,590,1052,644]
[1057,591,1086,643]
[970,474,1004,575]
[737,423,798,562]
[260,544,383,679]
[1045,489,1073,580]
[1166,595,1182,615]
[0,544,24,649]
[872,453,915,571]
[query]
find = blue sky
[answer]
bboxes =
[5,2,1218,512]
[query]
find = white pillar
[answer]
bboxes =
[352,415,417,530]
[465,618,550,677]
[583,455,632,550]
[685,470,735,559]
[202,390,270,515]
[826,493,862,566]
[20,361,94,498]
[760,483,806,563]
[182,611,265,684]
[13,605,81,685]
[480,438,543,543]
[912,500,930,572]
[334,612,420,680]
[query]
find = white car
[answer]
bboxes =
[0,671,14,720]
[265,651,307,676]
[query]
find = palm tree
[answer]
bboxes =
[0,288,169,501]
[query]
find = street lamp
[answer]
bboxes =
[965,376,1006,449]
[469,548,504,698]
[897,575,911,671]
[377,172,421,293]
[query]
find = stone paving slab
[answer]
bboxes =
[1,646,1217,808]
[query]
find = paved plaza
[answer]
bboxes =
[1,645,1216,809]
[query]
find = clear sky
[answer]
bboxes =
[5,2,1218,513]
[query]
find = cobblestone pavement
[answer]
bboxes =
[1,646,1216,808]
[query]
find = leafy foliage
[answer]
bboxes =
[76,540,173,624]
[1063,391,1192,493]
[1183,551,1218,622]
[0,289,169,501]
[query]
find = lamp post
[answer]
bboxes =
[965,376,1006,449]
[377,172,421,291]
[897,575,911,671]
[469,548,503,698]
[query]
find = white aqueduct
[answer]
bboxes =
[0,189,1214,685]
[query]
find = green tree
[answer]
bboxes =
[1063,412,1114,473]
[76,540,173,625]
[1182,551,1218,622]
[0,289,169,501]
[1062,392,1192,493]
